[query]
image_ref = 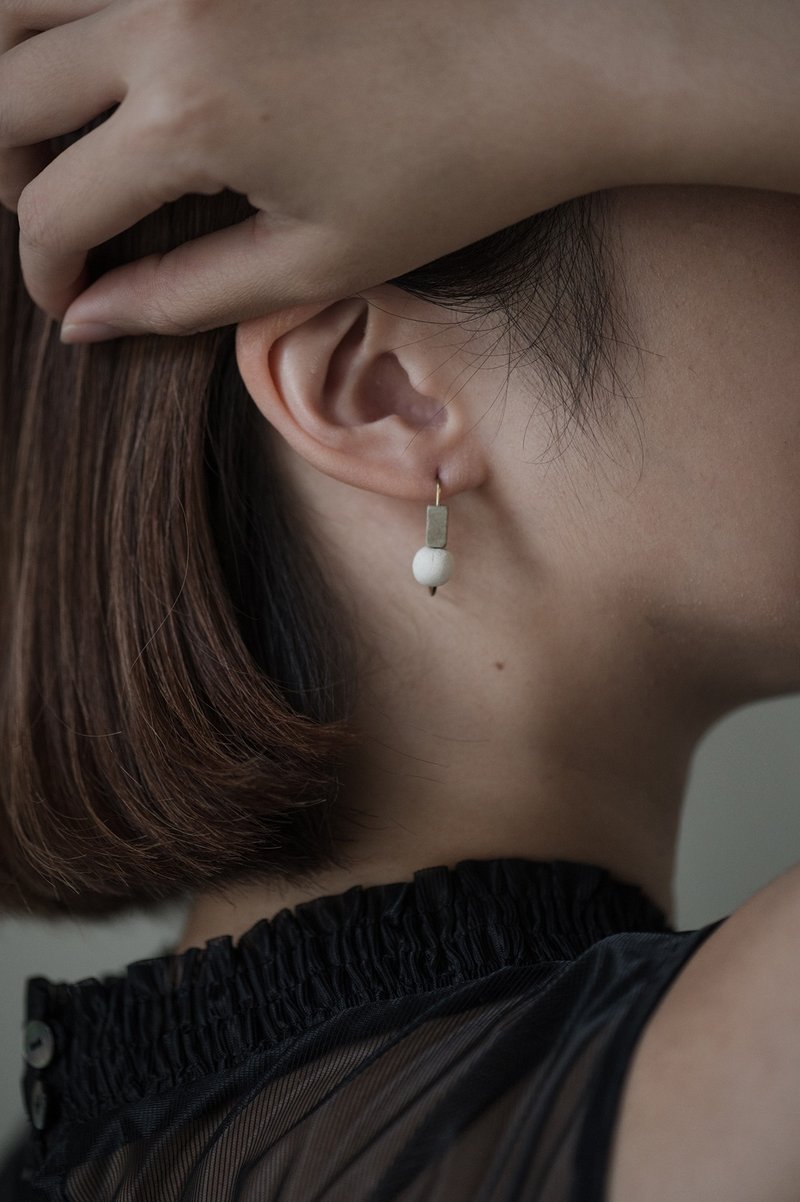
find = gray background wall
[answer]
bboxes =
[1,694,799,1155]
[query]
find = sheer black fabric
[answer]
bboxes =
[0,858,727,1201]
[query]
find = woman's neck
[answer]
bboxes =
[176,597,720,953]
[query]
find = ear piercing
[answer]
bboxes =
[411,476,453,596]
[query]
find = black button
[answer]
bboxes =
[23,1020,54,1070]
[30,1079,48,1131]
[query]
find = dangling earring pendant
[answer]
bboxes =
[411,476,453,596]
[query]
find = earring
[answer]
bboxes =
[411,475,453,596]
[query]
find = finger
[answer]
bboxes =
[0,11,41,205]
[0,7,121,209]
[0,11,40,205]
[18,109,208,318]
[59,218,348,339]
[0,14,124,148]
[2,2,110,33]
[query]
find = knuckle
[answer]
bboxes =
[133,258,199,336]
[131,85,226,193]
[148,305,197,337]
[117,0,214,43]
[134,75,220,140]
[16,183,51,252]
[128,89,180,150]
[149,296,199,338]
[163,0,218,27]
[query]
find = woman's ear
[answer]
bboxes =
[234,286,488,501]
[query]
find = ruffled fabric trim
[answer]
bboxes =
[25,857,669,1130]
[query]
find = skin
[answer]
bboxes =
[177,183,800,952]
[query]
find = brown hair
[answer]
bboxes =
[1,136,626,917]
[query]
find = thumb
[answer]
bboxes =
[59,215,351,341]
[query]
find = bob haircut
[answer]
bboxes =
[0,125,631,917]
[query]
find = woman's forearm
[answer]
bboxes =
[637,1,800,194]
[495,0,800,211]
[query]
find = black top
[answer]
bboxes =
[0,857,727,1201]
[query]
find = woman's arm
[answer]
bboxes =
[0,0,796,340]
[504,0,800,204]
[617,1,800,196]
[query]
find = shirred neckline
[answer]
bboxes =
[25,857,671,1131]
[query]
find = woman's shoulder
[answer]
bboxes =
[605,863,800,1202]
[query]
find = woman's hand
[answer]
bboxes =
[1,0,798,342]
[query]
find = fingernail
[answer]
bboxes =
[60,321,122,344]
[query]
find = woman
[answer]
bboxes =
[2,5,800,1202]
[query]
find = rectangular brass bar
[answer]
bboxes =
[426,504,448,548]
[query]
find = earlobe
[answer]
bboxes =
[234,290,488,502]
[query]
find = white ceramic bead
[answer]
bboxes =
[412,546,453,587]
